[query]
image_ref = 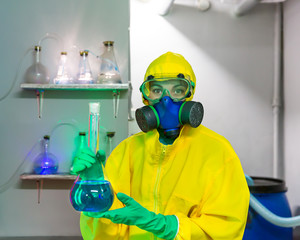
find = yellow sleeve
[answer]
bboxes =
[80,140,131,240]
[175,157,250,240]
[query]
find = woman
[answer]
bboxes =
[73,52,250,240]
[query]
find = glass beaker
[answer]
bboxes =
[53,51,74,84]
[70,153,114,212]
[97,41,122,84]
[76,50,94,84]
[33,135,58,174]
[25,45,50,84]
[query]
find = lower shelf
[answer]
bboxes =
[20,173,78,204]
[20,173,77,180]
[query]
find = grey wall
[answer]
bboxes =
[0,0,129,237]
[130,0,300,224]
[130,0,275,177]
[2,0,299,237]
[284,0,300,219]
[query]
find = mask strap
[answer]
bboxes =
[149,105,160,127]
[178,102,187,125]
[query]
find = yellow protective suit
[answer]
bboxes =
[80,124,250,240]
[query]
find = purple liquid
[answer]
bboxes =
[33,166,58,175]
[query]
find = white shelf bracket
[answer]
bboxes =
[112,90,120,118]
[36,89,44,119]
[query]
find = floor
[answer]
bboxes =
[0,238,83,240]
[294,226,300,239]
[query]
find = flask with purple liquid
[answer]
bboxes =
[33,135,58,175]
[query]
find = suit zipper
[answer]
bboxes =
[152,145,166,240]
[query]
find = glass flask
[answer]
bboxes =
[70,102,114,212]
[97,41,122,84]
[53,52,74,84]
[25,45,50,84]
[89,102,100,154]
[69,153,114,212]
[70,132,88,175]
[33,135,58,174]
[76,50,94,84]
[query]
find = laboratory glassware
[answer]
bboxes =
[106,132,115,157]
[53,51,74,84]
[76,50,94,84]
[33,135,58,174]
[24,45,50,84]
[70,132,88,175]
[97,41,122,84]
[89,102,100,154]
[69,155,114,212]
[70,102,114,212]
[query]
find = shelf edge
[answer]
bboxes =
[20,83,129,91]
[20,173,77,180]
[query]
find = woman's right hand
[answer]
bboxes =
[71,147,96,174]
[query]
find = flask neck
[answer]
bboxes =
[105,45,114,51]
[79,55,91,67]
[35,51,41,63]
[79,135,87,148]
[81,158,104,181]
[80,52,89,61]
[60,54,67,64]
[43,139,49,153]
[103,46,115,57]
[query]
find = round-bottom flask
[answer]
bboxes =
[25,46,50,84]
[70,178,114,212]
[70,150,114,212]
[33,135,58,174]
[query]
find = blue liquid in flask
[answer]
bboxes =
[34,164,58,175]
[70,180,114,212]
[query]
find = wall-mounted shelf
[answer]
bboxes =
[20,83,129,119]
[20,83,129,91]
[20,173,77,203]
[20,173,77,180]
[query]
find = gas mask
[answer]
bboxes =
[135,96,204,139]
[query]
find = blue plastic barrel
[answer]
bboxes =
[243,177,293,240]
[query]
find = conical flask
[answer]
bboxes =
[70,102,114,212]
[33,135,58,174]
[53,51,74,84]
[25,46,50,84]
[69,151,114,212]
[76,50,94,84]
[97,41,122,84]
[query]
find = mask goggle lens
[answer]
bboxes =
[140,78,191,103]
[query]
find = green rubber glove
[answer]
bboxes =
[71,148,106,180]
[86,193,178,240]
[71,147,95,173]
